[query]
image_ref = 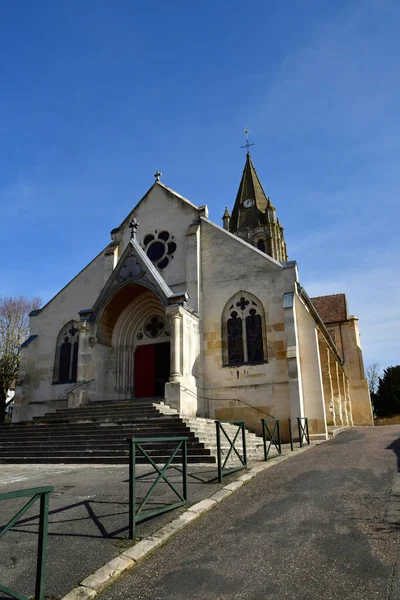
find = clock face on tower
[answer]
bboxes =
[243,198,255,208]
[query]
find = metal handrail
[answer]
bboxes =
[0,486,53,600]
[65,378,95,399]
[230,397,274,420]
[168,381,275,420]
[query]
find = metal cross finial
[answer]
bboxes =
[129,217,138,240]
[154,171,162,182]
[241,128,255,153]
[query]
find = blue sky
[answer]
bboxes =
[0,0,398,369]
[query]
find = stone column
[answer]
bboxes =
[345,377,354,425]
[331,357,344,426]
[164,303,200,417]
[167,306,183,382]
[70,320,91,408]
[76,320,90,383]
[341,370,349,425]
[319,342,335,427]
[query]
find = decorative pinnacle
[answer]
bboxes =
[129,217,138,240]
[154,171,162,182]
[241,128,255,153]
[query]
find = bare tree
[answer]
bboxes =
[366,362,381,396]
[0,296,41,424]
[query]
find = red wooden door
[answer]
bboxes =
[134,345,155,398]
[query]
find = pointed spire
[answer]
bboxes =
[222,206,231,231]
[230,153,270,232]
[228,151,288,262]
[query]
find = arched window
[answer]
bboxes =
[222,292,266,366]
[53,322,79,383]
[256,238,266,253]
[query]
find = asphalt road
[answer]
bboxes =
[100,426,400,600]
[0,459,264,599]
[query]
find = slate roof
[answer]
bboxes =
[311,294,348,324]
[20,335,38,349]
[230,153,272,231]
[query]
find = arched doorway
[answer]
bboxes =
[97,285,170,399]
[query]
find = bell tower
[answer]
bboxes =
[223,150,288,262]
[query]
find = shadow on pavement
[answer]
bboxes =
[386,435,400,472]
[0,466,223,542]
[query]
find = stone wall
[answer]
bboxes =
[198,218,298,435]
[13,250,106,421]
[294,295,328,440]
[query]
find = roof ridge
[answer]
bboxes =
[311,293,346,300]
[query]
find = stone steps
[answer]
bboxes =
[0,399,268,464]
[155,403,266,460]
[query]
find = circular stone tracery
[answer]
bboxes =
[143,231,177,269]
[144,315,165,338]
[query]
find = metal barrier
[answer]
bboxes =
[261,418,282,460]
[288,418,294,451]
[215,420,247,483]
[288,417,310,449]
[128,437,188,541]
[0,486,53,600]
[297,417,310,447]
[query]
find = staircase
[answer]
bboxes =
[0,400,266,465]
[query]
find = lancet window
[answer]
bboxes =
[256,238,266,253]
[53,322,79,383]
[222,292,266,366]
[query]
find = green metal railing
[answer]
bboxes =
[298,417,310,447]
[215,420,247,483]
[288,418,294,451]
[0,486,53,600]
[261,418,282,460]
[288,417,310,449]
[128,437,188,541]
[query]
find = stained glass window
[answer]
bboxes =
[223,292,266,366]
[58,337,71,383]
[71,340,79,382]
[143,230,177,270]
[227,312,244,365]
[246,309,264,362]
[54,323,79,383]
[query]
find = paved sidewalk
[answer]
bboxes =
[0,443,305,600]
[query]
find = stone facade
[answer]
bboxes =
[13,155,373,438]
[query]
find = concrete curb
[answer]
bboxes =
[60,444,314,600]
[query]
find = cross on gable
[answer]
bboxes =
[129,218,139,240]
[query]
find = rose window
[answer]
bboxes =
[143,231,177,270]
[144,316,165,338]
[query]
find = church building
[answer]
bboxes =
[13,152,373,440]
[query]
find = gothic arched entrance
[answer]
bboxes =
[113,290,170,398]
[97,285,171,399]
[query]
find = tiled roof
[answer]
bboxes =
[310,294,348,324]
